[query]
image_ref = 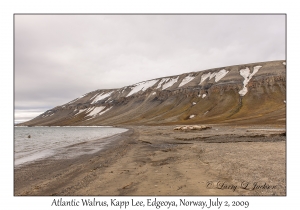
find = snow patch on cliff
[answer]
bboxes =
[200,73,211,84]
[162,77,179,90]
[215,69,229,82]
[74,108,87,116]
[91,91,114,103]
[127,80,158,97]
[89,93,100,101]
[209,72,217,80]
[239,66,262,96]
[86,106,106,117]
[99,107,112,115]
[178,74,195,87]
[156,78,168,89]
[85,106,113,120]
[200,69,229,84]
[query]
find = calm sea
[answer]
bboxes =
[14,126,127,167]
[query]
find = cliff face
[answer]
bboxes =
[21,60,286,126]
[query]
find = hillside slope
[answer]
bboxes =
[21,60,286,126]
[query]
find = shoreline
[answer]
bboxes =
[14,125,286,196]
[14,127,135,195]
[14,126,129,168]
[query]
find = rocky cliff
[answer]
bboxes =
[21,60,286,126]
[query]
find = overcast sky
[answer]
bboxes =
[14,14,285,123]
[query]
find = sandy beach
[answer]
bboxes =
[14,125,286,196]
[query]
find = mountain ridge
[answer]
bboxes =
[20,60,286,126]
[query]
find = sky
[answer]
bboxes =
[14,14,286,123]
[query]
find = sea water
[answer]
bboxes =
[14,126,127,167]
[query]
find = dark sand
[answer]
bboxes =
[14,125,286,196]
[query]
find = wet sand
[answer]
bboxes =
[14,125,286,196]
